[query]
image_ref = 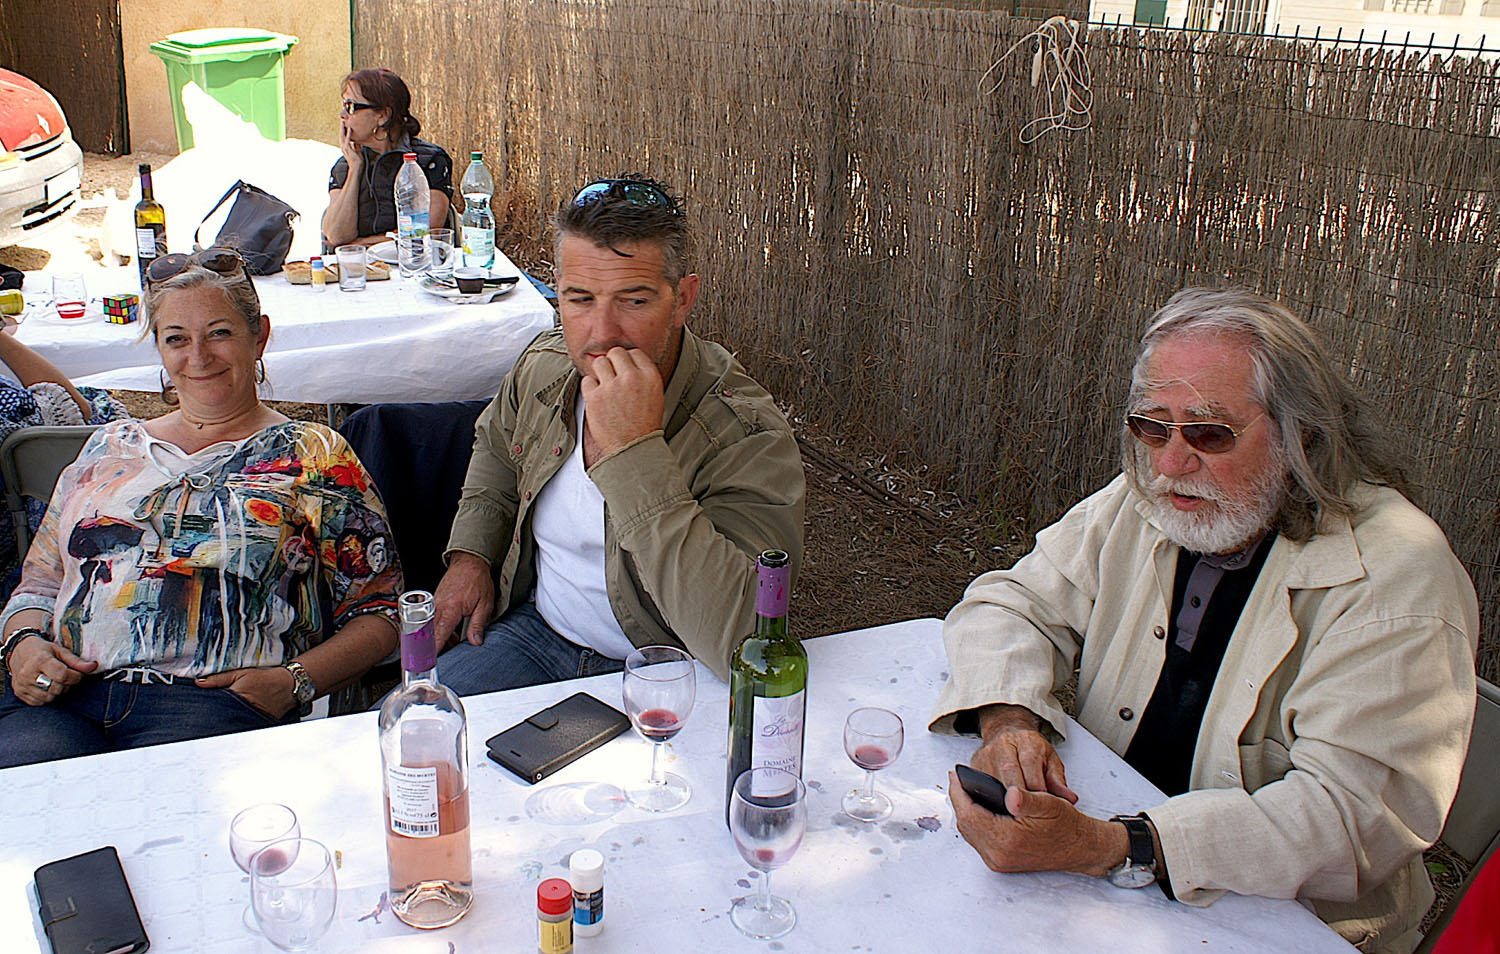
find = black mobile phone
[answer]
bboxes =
[485,692,631,784]
[955,764,1012,816]
[34,846,150,954]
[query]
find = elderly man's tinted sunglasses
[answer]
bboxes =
[1125,413,1262,454]
[572,178,679,212]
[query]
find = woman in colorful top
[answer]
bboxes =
[321,67,453,249]
[0,250,402,768]
[0,331,128,601]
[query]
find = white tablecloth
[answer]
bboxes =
[15,256,555,404]
[0,619,1356,953]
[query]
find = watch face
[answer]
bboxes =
[1109,865,1157,889]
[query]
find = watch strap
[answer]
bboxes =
[283,660,316,707]
[1108,814,1158,888]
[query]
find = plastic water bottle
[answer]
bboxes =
[460,152,495,270]
[394,152,430,278]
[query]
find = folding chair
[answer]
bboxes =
[1414,677,1500,953]
[0,424,98,559]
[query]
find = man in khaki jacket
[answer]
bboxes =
[432,176,804,687]
[931,287,1477,953]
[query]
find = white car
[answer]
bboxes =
[0,68,83,249]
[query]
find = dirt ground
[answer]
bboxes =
[3,154,1467,931]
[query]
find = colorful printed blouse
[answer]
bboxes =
[3,419,402,677]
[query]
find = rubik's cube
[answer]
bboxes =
[104,294,139,324]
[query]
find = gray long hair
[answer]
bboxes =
[142,264,263,342]
[1122,286,1417,542]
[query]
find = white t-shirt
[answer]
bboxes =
[531,397,637,660]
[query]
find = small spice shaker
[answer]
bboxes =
[569,849,605,937]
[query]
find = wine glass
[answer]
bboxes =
[621,645,696,812]
[729,767,807,939]
[841,707,905,822]
[250,837,338,951]
[230,803,299,929]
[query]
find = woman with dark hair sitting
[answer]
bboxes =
[0,250,402,767]
[321,67,453,248]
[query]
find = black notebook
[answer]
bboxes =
[34,845,149,954]
[486,691,631,783]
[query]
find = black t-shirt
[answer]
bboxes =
[327,137,453,240]
[1123,533,1276,796]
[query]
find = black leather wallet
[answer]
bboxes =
[486,691,631,783]
[33,845,149,954]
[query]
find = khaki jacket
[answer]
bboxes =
[931,475,1478,952]
[447,327,805,679]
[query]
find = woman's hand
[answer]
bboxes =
[338,120,363,171]
[6,636,98,705]
[195,666,296,719]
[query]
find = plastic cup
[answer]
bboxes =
[427,229,456,281]
[336,245,367,292]
[52,273,86,318]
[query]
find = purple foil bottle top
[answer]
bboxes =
[756,563,790,617]
[401,622,437,672]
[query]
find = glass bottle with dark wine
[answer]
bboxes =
[379,590,474,929]
[134,163,166,289]
[725,549,807,824]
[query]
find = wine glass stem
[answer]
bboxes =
[863,768,877,801]
[757,868,774,911]
[649,738,665,785]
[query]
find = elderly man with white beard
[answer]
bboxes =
[929,287,1478,953]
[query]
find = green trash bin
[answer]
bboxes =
[149,28,299,152]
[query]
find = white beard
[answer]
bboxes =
[1142,465,1286,555]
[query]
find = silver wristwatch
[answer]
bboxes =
[283,660,316,708]
[1108,814,1158,888]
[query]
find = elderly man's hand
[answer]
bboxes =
[580,347,665,466]
[949,770,1126,877]
[433,552,496,648]
[971,704,1079,803]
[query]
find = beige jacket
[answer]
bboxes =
[931,475,1478,952]
[447,327,805,679]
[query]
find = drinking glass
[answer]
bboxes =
[230,803,299,930]
[335,244,367,292]
[621,645,696,812]
[250,837,338,951]
[51,273,86,319]
[729,767,807,939]
[841,707,904,822]
[426,228,456,281]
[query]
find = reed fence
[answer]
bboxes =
[358,0,1500,679]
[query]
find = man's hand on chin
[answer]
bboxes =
[949,771,1127,878]
[581,347,666,464]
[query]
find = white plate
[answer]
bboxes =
[419,276,520,304]
[29,301,106,325]
[370,241,399,265]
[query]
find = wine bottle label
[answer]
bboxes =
[387,765,440,838]
[750,690,805,787]
[135,228,157,258]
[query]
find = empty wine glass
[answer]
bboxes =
[621,645,697,812]
[250,837,338,951]
[230,803,299,929]
[841,707,904,822]
[729,767,807,939]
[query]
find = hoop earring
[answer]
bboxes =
[160,369,179,406]
[256,359,266,384]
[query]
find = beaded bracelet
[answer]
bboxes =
[0,627,47,676]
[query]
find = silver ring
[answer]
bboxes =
[34,672,52,690]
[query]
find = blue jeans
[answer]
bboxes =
[436,602,625,696]
[0,676,297,769]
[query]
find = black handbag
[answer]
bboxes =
[195,180,299,275]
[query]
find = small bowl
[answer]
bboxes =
[454,268,485,294]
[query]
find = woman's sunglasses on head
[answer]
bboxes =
[1125,413,1262,454]
[146,247,251,287]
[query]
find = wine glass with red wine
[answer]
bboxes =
[230,803,299,930]
[621,645,697,812]
[729,766,807,939]
[841,707,904,822]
